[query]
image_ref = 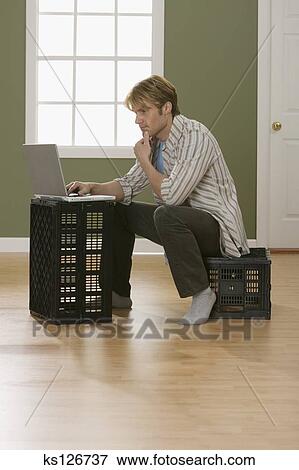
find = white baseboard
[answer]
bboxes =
[0,237,257,253]
[0,238,30,252]
[134,238,257,254]
[134,238,164,254]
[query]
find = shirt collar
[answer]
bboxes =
[150,115,185,154]
[164,114,185,152]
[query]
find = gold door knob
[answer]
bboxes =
[272,121,282,131]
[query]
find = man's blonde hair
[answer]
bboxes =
[125,75,180,118]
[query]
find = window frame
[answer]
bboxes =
[25,0,165,158]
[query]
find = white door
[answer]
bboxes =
[269,0,299,248]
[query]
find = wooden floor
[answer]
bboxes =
[0,253,299,450]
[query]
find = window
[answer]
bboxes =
[26,0,164,157]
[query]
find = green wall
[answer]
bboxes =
[0,0,257,238]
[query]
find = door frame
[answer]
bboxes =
[257,0,271,247]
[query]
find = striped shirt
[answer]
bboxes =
[114,114,250,258]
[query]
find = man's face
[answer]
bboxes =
[133,102,168,139]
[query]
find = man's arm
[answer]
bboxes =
[66,160,150,204]
[160,132,218,206]
[136,160,165,199]
[66,180,125,202]
[66,133,154,203]
[133,131,165,199]
[90,181,125,201]
[113,162,150,205]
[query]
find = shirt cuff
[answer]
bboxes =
[114,177,133,205]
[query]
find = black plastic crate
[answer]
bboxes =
[205,248,271,319]
[29,198,114,323]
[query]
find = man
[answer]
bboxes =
[66,75,249,324]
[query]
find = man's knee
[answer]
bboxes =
[153,204,174,227]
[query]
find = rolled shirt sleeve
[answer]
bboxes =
[160,131,218,206]
[114,161,150,205]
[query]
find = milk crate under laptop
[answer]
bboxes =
[29,197,114,324]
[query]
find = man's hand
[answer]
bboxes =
[134,131,152,167]
[65,181,92,195]
[133,131,165,199]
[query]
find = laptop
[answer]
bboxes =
[22,143,116,202]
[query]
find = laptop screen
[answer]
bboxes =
[23,144,67,196]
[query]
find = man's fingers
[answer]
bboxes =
[66,181,79,193]
[143,131,149,143]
